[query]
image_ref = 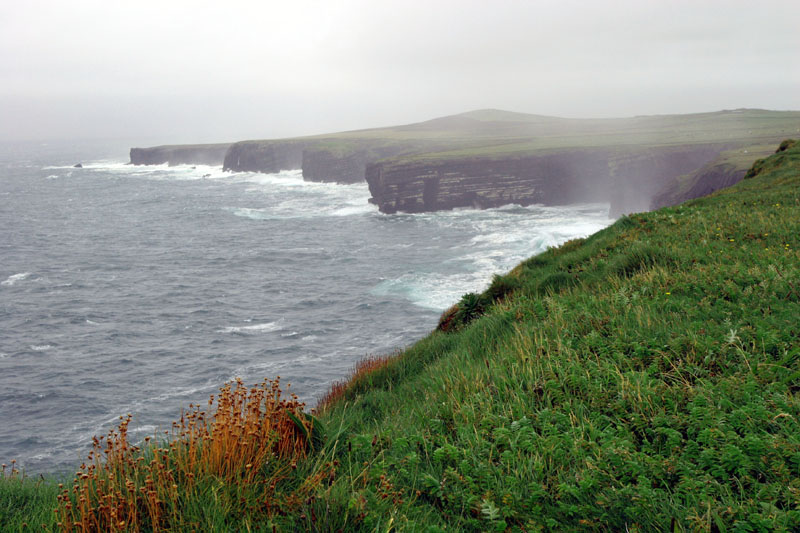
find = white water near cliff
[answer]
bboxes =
[0,140,612,474]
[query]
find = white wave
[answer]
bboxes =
[73,160,234,181]
[331,204,376,217]
[45,174,59,180]
[30,452,53,461]
[372,271,488,311]
[229,207,270,220]
[226,176,375,220]
[30,345,53,352]
[218,321,281,334]
[2,272,31,286]
[372,203,612,310]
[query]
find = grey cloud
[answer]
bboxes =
[1,0,798,142]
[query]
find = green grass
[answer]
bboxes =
[3,140,800,531]
[238,108,800,165]
[0,470,60,531]
[305,139,800,531]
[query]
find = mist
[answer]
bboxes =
[1,0,798,142]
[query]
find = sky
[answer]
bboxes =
[1,0,799,143]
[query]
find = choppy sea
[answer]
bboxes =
[0,139,612,474]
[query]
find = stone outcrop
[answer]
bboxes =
[129,144,230,166]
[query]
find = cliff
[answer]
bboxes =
[301,147,375,184]
[365,150,611,213]
[129,144,230,166]
[301,141,450,183]
[222,140,307,173]
[650,145,779,210]
[606,143,733,217]
[225,138,454,183]
[366,143,734,215]
[130,108,800,214]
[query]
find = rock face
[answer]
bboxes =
[366,151,612,214]
[301,148,369,183]
[224,139,438,183]
[649,146,778,211]
[607,144,732,217]
[130,109,800,214]
[130,144,230,166]
[301,143,433,184]
[366,144,732,215]
[222,140,307,173]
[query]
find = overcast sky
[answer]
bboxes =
[1,0,798,143]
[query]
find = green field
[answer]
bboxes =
[3,140,800,531]
[293,108,800,162]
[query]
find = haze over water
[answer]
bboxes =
[0,140,611,474]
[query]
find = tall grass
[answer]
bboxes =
[55,378,331,532]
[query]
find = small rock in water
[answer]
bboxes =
[73,163,83,168]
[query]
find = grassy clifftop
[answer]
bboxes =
[3,141,800,531]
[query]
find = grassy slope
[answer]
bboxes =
[2,141,799,532]
[305,141,800,531]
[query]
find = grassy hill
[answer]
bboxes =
[4,140,800,531]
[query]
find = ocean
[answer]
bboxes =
[0,139,611,474]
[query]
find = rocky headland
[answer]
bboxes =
[130,143,231,166]
[130,108,800,216]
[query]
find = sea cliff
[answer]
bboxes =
[366,143,732,216]
[650,145,777,210]
[129,144,230,166]
[130,108,800,215]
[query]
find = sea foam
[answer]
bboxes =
[2,272,31,286]
[218,321,281,334]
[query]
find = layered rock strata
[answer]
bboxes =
[367,144,733,216]
[366,151,611,214]
[222,140,307,173]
